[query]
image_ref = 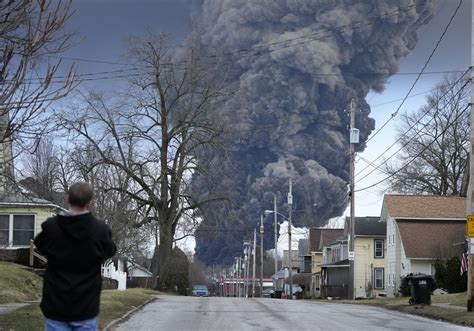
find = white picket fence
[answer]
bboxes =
[102,263,127,290]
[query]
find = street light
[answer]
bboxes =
[264,208,287,294]
[264,208,286,278]
[264,180,293,301]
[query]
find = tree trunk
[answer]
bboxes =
[157,221,173,290]
[461,154,470,197]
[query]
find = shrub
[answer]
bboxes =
[399,276,411,297]
[434,257,466,293]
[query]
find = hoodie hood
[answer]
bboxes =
[57,212,95,240]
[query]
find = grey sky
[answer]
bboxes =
[52,1,472,251]
[59,1,469,92]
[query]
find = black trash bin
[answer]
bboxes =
[406,274,435,305]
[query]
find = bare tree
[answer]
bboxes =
[0,0,75,144]
[60,33,231,287]
[385,73,470,196]
[66,143,154,262]
[19,136,65,204]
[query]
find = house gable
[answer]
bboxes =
[396,220,465,259]
[309,228,344,253]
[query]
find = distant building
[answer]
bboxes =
[298,239,311,273]
[282,249,301,271]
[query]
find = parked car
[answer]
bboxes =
[262,288,275,298]
[192,285,209,297]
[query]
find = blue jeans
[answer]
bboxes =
[44,317,98,331]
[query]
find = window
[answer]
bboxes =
[0,215,8,245]
[374,239,384,258]
[0,214,35,247]
[374,268,384,289]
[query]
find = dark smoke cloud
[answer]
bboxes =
[190,0,434,266]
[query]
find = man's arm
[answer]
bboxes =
[33,222,47,255]
[102,226,117,261]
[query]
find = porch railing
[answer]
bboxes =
[29,239,47,267]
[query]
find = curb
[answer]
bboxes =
[103,296,158,331]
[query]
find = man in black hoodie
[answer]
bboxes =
[34,182,116,331]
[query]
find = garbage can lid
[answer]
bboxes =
[406,274,434,282]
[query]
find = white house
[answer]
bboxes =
[381,195,466,297]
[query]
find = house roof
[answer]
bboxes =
[397,220,466,259]
[322,259,349,267]
[309,228,344,252]
[382,195,466,219]
[272,269,287,279]
[0,192,60,208]
[344,216,385,236]
[126,261,153,276]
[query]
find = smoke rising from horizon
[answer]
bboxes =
[190,0,434,266]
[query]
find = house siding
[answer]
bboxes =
[411,260,434,275]
[0,205,56,247]
[311,252,322,274]
[0,206,55,240]
[386,216,396,296]
[354,237,386,298]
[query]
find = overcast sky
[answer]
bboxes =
[56,0,472,251]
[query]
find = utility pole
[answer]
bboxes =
[274,195,278,281]
[245,241,251,298]
[348,99,358,300]
[288,178,293,300]
[467,0,474,312]
[252,228,256,298]
[238,257,242,297]
[222,271,225,297]
[243,242,248,297]
[260,215,264,297]
[232,263,236,297]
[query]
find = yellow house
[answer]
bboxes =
[348,217,386,298]
[0,193,61,249]
[317,217,386,299]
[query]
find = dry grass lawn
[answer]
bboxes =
[0,288,157,330]
[323,292,474,327]
[0,262,42,304]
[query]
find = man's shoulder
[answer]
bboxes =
[42,215,59,227]
[90,214,111,231]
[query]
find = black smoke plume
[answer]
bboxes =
[189,0,434,266]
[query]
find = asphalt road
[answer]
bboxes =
[116,296,472,331]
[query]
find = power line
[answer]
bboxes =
[355,102,470,193]
[355,69,470,181]
[364,0,463,145]
[32,1,432,72]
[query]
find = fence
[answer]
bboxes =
[102,263,127,290]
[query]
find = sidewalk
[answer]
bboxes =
[0,303,29,314]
